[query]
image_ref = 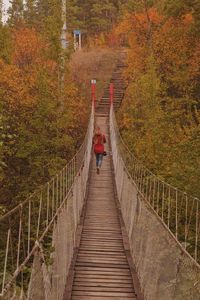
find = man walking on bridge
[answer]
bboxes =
[93,126,106,174]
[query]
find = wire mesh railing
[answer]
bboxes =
[110,105,200,264]
[0,105,94,299]
[110,104,200,299]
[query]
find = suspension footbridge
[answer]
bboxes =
[0,53,200,300]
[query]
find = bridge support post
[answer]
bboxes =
[110,83,114,106]
[91,79,96,109]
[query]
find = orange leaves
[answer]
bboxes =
[115,9,165,81]
[0,59,36,108]
[12,28,45,68]
[0,28,57,110]
[115,15,131,36]
[116,7,200,197]
[115,9,163,37]
[0,27,60,110]
[154,22,188,82]
[183,13,193,25]
[116,8,199,96]
[11,27,57,75]
[127,9,163,45]
[188,42,200,80]
[152,16,199,96]
[131,8,163,31]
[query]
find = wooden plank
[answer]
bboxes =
[80,235,123,242]
[74,276,132,280]
[75,262,130,269]
[82,230,121,233]
[78,253,126,258]
[80,239,123,244]
[77,259,128,265]
[74,266,131,272]
[74,278,133,283]
[72,286,135,292]
[71,297,137,300]
[73,282,134,288]
[71,291,136,297]
[82,228,122,232]
[78,247,125,252]
[81,235,122,239]
[74,276,132,281]
[78,251,126,257]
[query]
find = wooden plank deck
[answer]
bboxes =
[69,115,140,299]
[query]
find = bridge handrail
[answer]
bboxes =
[0,105,94,298]
[115,130,200,201]
[0,114,91,223]
[110,104,200,265]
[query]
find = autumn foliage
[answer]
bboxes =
[114,8,200,197]
[0,26,88,209]
[1,0,200,206]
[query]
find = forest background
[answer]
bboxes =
[0,0,200,215]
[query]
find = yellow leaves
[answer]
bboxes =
[132,8,163,31]
[115,14,131,36]
[12,27,45,68]
[119,113,132,131]
[116,7,200,197]
[188,42,200,79]
[0,27,62,110]
[116,8,195,90]
[0,59,31,108]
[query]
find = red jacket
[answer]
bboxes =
[93,133,106,154]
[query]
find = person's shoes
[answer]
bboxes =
[97,167,100,174]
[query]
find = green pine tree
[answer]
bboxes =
[0,25,12,63]
[66,0,82,32]
[35,0,62,61]
[7,0,24,27]
[0,0,3,24]
[162,0,200,35]
[24,0,37,27]
[65,0,127,35]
